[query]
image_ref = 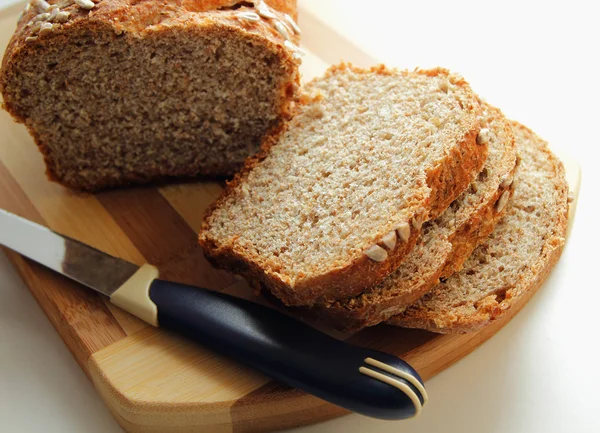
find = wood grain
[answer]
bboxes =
[0,4,582,433]
[0,161,127,372]
[159,182,224,233]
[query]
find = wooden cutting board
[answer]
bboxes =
[0,3,581,432]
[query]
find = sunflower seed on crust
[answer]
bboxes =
[284,13,301,34]
[237,11,260,22]
[396,222,411,242]
[365,245,388,262]
[33,0,50,13]
[256,3,276,19]
[38,22,53,35]
[382,230,397,250]
[53,11,70,23]
[274,20,291,41]
[75,0,95,10]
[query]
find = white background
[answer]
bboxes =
[1,0,599,432]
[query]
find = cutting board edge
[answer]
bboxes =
[86,269,546,433]
[93,371,348,433]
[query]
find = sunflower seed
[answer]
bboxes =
[33,0,50,13]
[38,22,53,35]
[54,11,70,23]
[283,39,305,58]
[31,12,50,22]
[30,20,42,31]
[365,245,388,262]
[382,230,397,250]
[47,7,59,21]
[75,0,95,10]
[396,222,410,243]
[274,20,290,41]
[256,2,276,19]
[284,13,301,34]
[496,190,510,212]
[237,11,260,22]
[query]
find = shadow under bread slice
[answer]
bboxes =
[388,122,569,333]
[311,104,517,331]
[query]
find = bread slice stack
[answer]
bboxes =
[311,103,518,330]
[199,63,570,334]
[200,64,488,306]
[388,123,569,332]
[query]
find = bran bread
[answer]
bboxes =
[312,104,517,330]
[0,0,301,191]
[199,64,487,306]
[388,122,569,333]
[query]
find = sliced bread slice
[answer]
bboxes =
[313,104,517,330]
[388,122,569,333]
[199,64,487,306]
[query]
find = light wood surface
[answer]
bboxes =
[0,4,581,433]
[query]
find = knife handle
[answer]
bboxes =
[146,279,427,420]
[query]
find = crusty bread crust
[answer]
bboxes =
[312,183,513,330]
[199,64,487,306]
[1,0,298,84]
[0,0,299,191]
[388,122,569,333]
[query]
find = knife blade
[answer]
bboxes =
[0,209,139,296]
[0,209,427,420]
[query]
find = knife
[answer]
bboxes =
[0,209,427,420]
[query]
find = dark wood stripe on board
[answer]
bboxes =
[96,187,238,291]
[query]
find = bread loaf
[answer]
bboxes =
[388,122,569,333]
[311,104,517,330]
[199,64,487,306]
[0,0,301,191]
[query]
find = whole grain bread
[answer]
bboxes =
[312,104,517,330]
[199,64,487,306]
[388,122,569,333]
[0,0,300,191]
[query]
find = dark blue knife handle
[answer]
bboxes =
[148,279,426,420]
